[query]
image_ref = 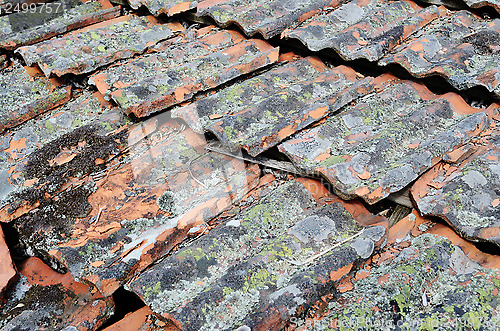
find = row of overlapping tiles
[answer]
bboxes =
[0,0,499,329]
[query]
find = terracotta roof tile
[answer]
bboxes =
[0,63,71,133]
[0,257,113,330]
[16,14,185,76]
[380,11,500,98]
[283,0,442,61]
[412,117,500,247]
[278,75,489,204]
[0,0,120,50]
[129,178,388,330]
[173,56,374,156]
[196,0,344,39]
[89,26,278,117]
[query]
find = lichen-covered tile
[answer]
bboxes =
[0,226,17,299]
[380,11,500,98]
[193,58,374,156]
[299,211,500,330]
[283,0,441,61]
[0,63,71,133]
[89,27,279,117]
[16,15,185,77]
[196,0,345,39]
[6,115,259,296]
[129,178,388,330]
[128,0,197,16]
[0,0,120,50]
[411,119,500,247]
[0,257,113,330]
[278,75,489,204]
[462,0,500,14]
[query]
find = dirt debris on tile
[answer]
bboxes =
[283,0,442,62]
[16,14,185,77]
[129,178,388,330]
[0,0,120,50]
[89,25,279,118]
[0,257,114,330]
[278,74,489,204]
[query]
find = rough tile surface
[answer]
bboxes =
[128,0,197,16]
[279,75,489,204]
[298,211,500,330]
[90,26,279,117]
[0,64,71,133]
[283,0,441,61]
[17,15,184,76]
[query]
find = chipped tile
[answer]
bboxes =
[283,0,441,61]
[128,0,197,16]
[301,211,500,330]
[174,56,373,156]
[129,178,388,330]
[0,63,71,133]
[197,0,345,39]
[278,75,489,204]
[0,0,120,50]
[0,257,113,330]
[17,15,185,76]
[0,226,17,299]
[380,10,500,98]
[412,120,500,247]
[5,114,259,296]
[89,26,279,117]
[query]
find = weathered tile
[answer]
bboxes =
[380,11,500,98]
[0,0,120,50]
[128,0,196,16]
[0,257,114,330]
[196,0,345,39]
[4,114,259,296]
[411,118,500,247]
[178,56,374,156]
[0,63,71,133]
[89,26,279,117]
[129,178,388,330]
[0,226,17,299]
[278,75,489,204]
[283,0,441,61]
[17,15,185,77]
[299,211,500,330]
